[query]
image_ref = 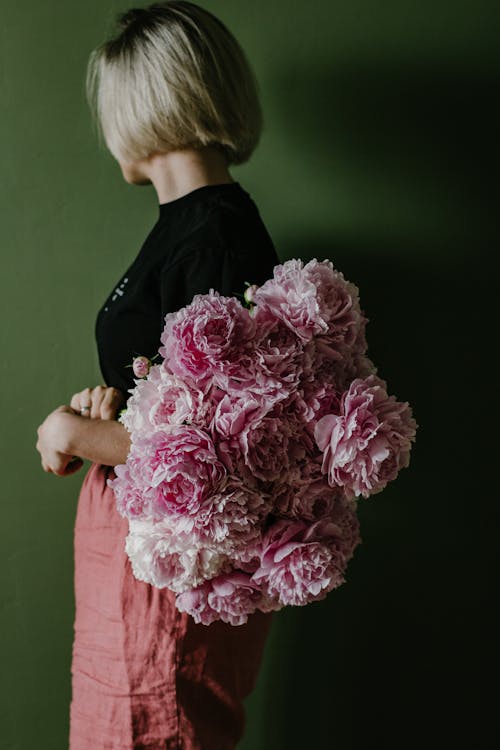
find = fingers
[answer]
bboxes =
[70,385,125,421]
[45,455,84,477]
[70,387,92,417]
[70,385,108,418]
[36,434,50,472]
[36,421,82,476]
[89,386,106,419]
[100,387,125,420]
[61,457,84,476]
[89,385,123,419]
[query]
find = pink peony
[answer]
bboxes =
[300,334,376,395]
[118,365,163,437]
[324,497,362,564]
[107,457,154,519]
[171,478,271,555]
[176,571,263,625]
[314,374,418,498]
[303,503,361,567]
[119,365,215,438]
[252,259,329,342]
[273,460,346,522]
[213,393,313,488]
[325,325,378,392]
[228,413,295,483]
[211,328,301,406]
[251,516,358,607]
[231,532,265,575]
[298,378,342,430]
[149,370,214,429]
[253,259,365,351]
[252,317,304,391]
[132,425,227,519]
[210,391,266,439]
[159,291,256,386]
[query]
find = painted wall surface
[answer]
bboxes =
[0,1,496,748]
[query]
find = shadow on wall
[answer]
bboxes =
[269,58,500,253]
[241,246,494,750]
[239,60,497,750]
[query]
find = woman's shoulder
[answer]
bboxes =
[161,192,279,275]
[203,196,274,251]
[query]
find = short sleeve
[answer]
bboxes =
[159,244,280,326]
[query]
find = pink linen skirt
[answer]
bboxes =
[69,461,273,750]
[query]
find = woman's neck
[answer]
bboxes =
[118,146,235,204]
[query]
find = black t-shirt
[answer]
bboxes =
[94,181,280,401]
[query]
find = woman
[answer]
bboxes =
[35,3,280,748]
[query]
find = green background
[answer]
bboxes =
[0,1,496,748]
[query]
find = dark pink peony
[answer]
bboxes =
[300,378,342,427]
[212,392,314,489]
[302,502,361,568]
[252,315,304,390]
[176,572,263,625]
[325,324,378,392]
[133,425,227,519]
[242,413,292,482]
[159,291,256,386]
[314,374,418,498]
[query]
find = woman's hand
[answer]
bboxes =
[70,385,126,420]
[36,386,127,476]
[36,405,84,476]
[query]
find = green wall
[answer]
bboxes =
[1,1,496,748]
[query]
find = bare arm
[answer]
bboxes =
[59,412,132,467]
[36,405,131,476]
[36,387,132,475]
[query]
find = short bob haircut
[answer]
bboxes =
[85,1,263,166]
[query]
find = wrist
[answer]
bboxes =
[55,412,132,466]
[53,411,80,455]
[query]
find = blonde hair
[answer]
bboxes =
[85,1,263,166]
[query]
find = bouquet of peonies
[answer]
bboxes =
[108,258,418,625]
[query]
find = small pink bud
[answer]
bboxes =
[244,284,258,304]
[132,355,151,379]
